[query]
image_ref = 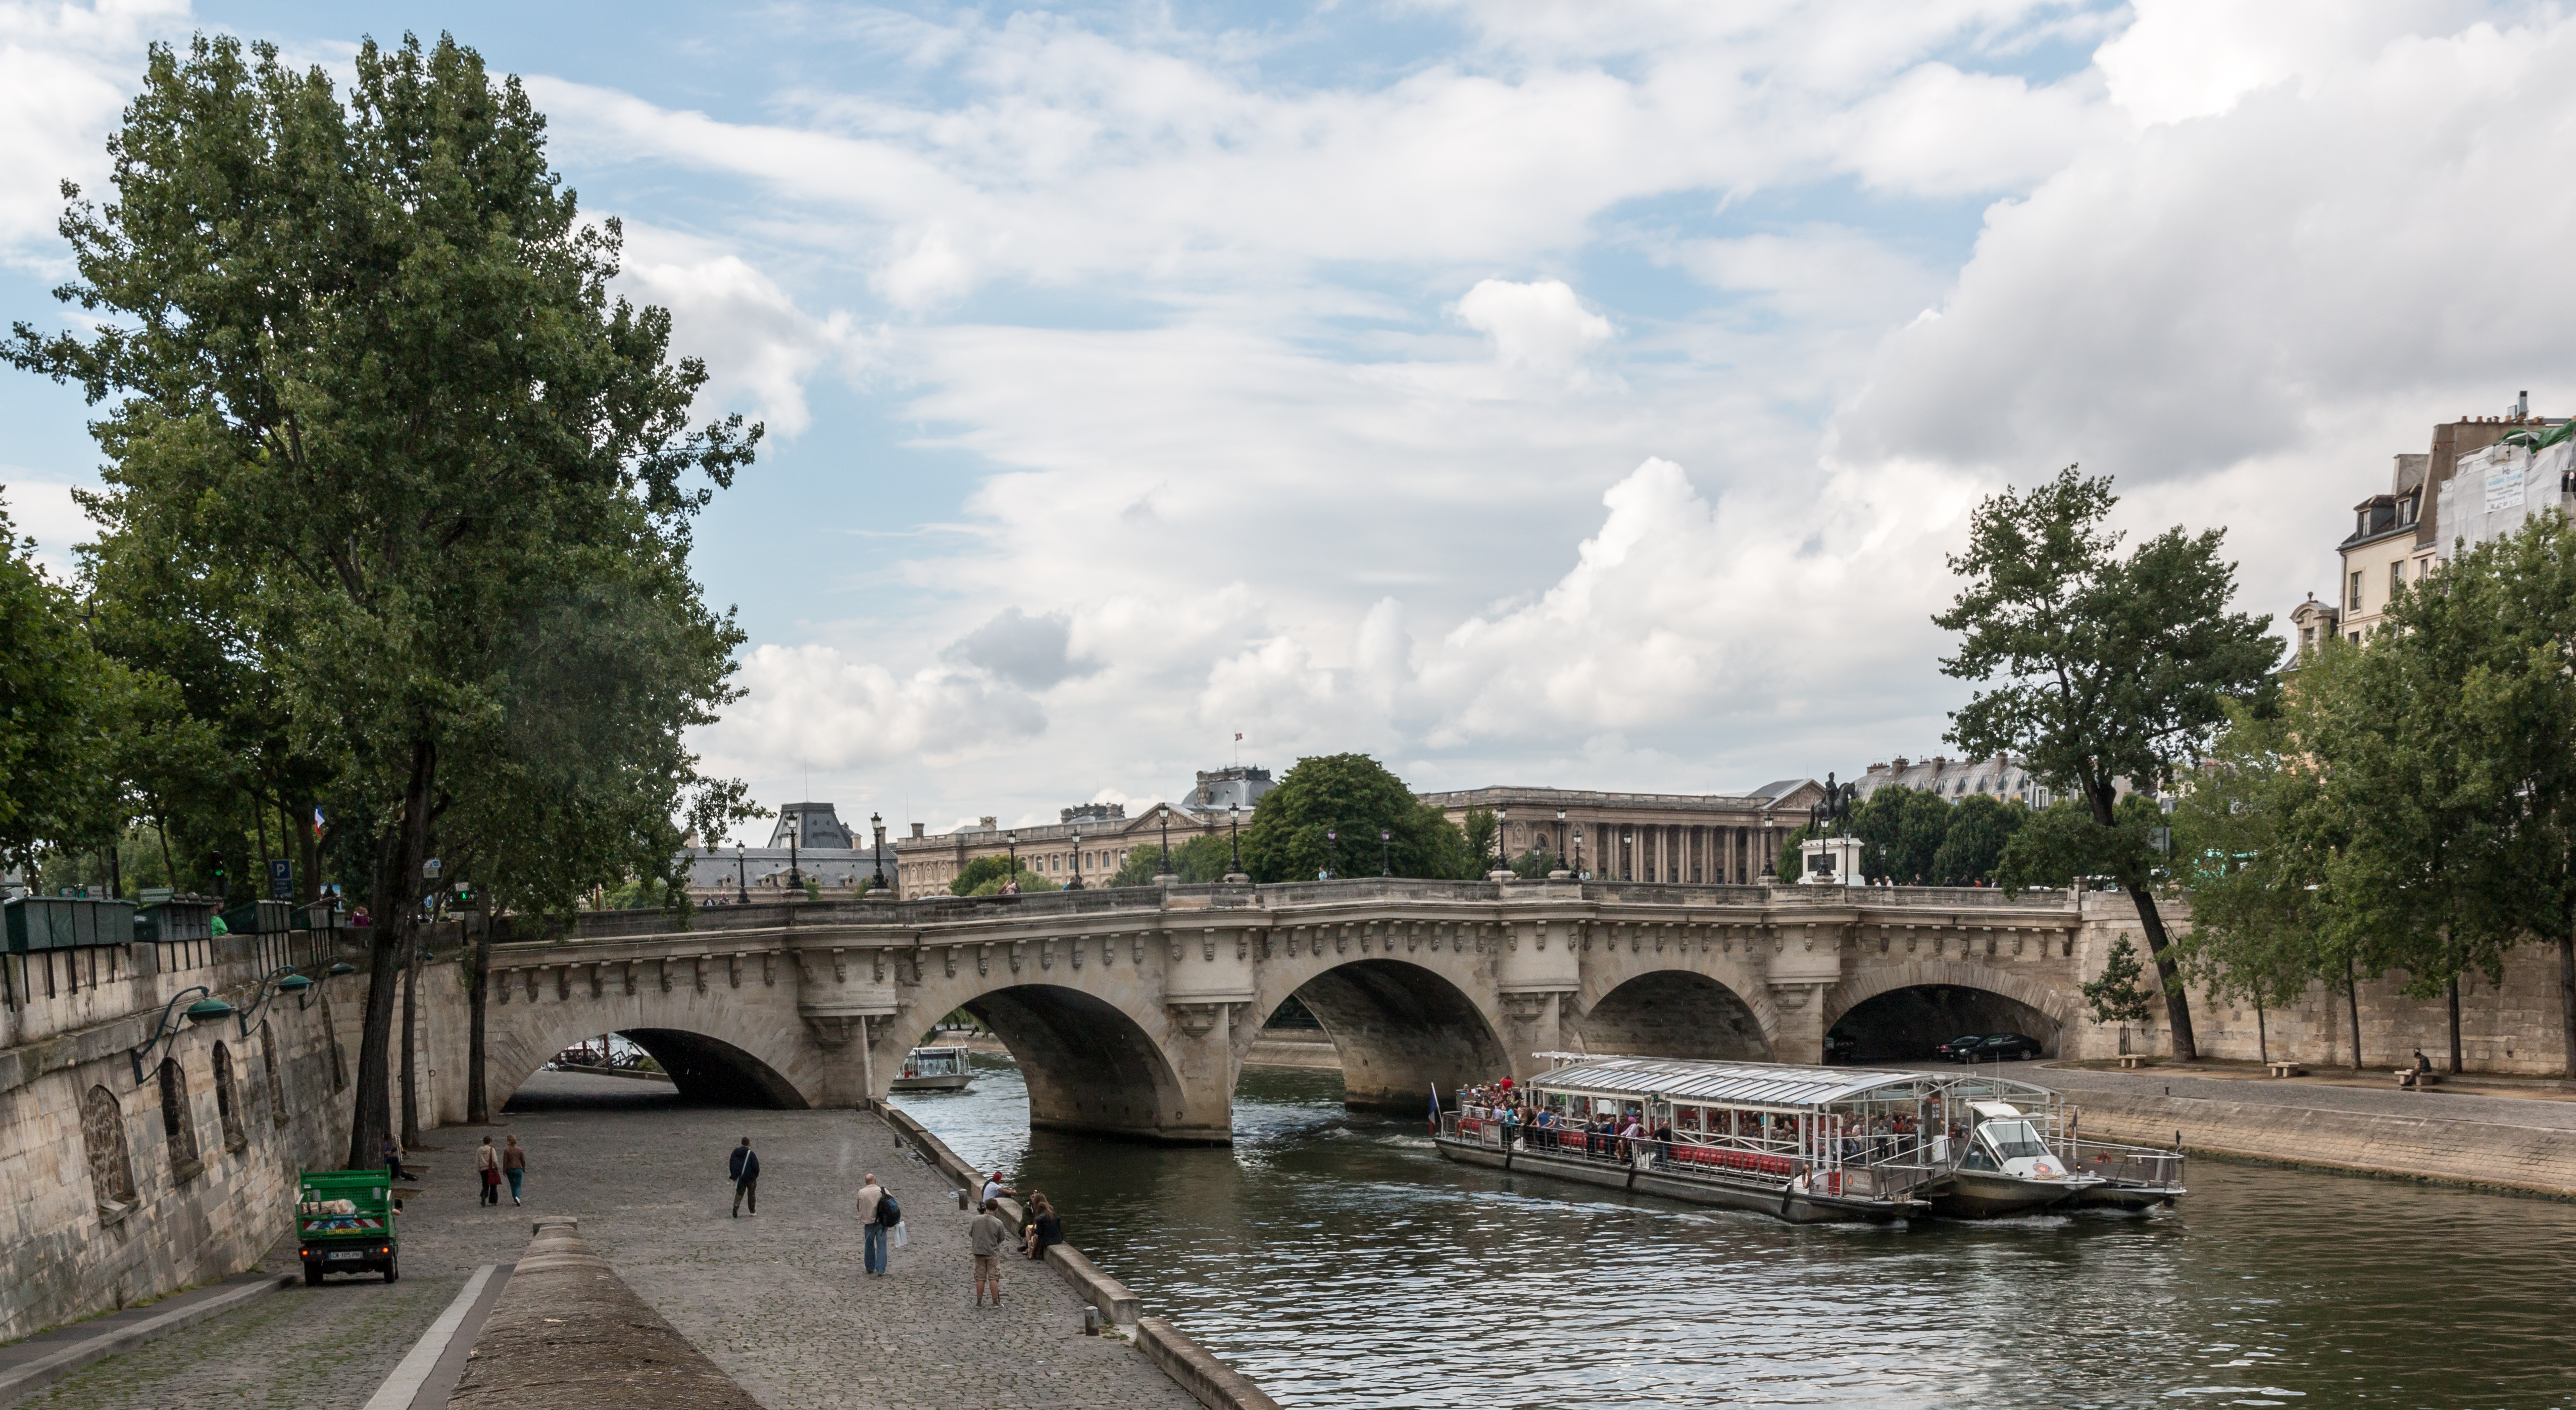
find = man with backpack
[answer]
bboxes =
[857,1173,900,1275]
[729,1136,760,1217]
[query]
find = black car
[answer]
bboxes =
[1934,1033,1986,1062]
[1971,1032,2044,1061]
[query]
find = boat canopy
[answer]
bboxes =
[1529,1056,2059,1115]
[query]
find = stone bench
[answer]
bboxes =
[2266,1062,2305,1078]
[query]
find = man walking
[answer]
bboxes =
[857,1174,892,1275]
[501,1134,527,1206]
[729,1137,760,1217]
[969,1198,1011,1306]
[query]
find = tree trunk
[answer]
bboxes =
[466,897,491,1125]
[2448,976,2463,1075]
[348,739,436,1170]
[399,931,420,1148]
[2124,886,2198,1061]
[2344,951,2363,1071]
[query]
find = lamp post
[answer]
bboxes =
[1379,829,1391,877]
[1156,805,1175,884]
[735,842,748,903]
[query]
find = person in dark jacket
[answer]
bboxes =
[729,1137,760,1217]
[1020,1192,1063,1258]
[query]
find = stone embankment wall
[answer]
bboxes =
[0,932,472,1342]
[2069,1088,2576,1197]
[2067,894,2570,1075]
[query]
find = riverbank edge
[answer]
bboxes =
[875,1105,1282,1410]
[2066,1089,2576,1199]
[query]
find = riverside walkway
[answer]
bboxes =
[19,1072,1196,1409]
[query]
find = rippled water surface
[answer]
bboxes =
[895,1056,2576,1408]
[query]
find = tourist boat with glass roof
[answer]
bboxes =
[889,1044,975,1093]
[1434,1055,2176,1223]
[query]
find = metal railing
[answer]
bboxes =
[2062,1139,2186,1189]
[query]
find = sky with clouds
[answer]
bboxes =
[3,0,2568,841]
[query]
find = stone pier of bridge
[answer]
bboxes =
[477,879,2131,1144]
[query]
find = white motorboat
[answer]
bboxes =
[890,1044,975,1093]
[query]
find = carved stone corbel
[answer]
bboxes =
[1167,1002,1225,1039]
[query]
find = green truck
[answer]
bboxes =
[295,1171,400,1284]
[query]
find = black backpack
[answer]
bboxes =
[876,1192,901,1227]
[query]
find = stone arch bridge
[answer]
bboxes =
[481,879,2141,1143]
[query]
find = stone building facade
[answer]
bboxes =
[1415,783,1822,882]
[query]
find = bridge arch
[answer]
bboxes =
[485,1000,813,1109]
[957,984,1188,1143]
[1574,969,1773,1061]
[1260,957,1511,1113]
[1823,961,2071,1063]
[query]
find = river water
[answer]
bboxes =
[894,1054,2576,1409]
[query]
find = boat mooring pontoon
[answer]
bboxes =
[1434,1055,2182,1224]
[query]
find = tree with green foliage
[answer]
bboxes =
[1238,754,1474,882]
[2080,935,2158,1027]
[0,497,135,868]
[1460,808,1499,874]
[2310,517,2576,1075]
[1107,833,1235,886]
[1934,467,2275,1060]
[2166,701,2335,1064]
[1854,785,1950,884]
[9,34,759,1166]
[1997,793,2165,891]
[950,855,1055,895]
[1927,794,2026,885]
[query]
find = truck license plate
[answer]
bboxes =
[326,1251,363,1261]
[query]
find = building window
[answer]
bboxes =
[2349,570,2363,610]
[81,1085,137,1219]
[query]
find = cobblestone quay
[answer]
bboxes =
[21,1071,1197,1409]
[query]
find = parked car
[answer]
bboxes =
[1935,1033,1987,1062]
[1972,1032,2045,1061]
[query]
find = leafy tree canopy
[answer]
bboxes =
[1934,466,2273,1059]
[1237,754,1473,882]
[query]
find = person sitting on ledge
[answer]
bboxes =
[2397,1050,2434,1088]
